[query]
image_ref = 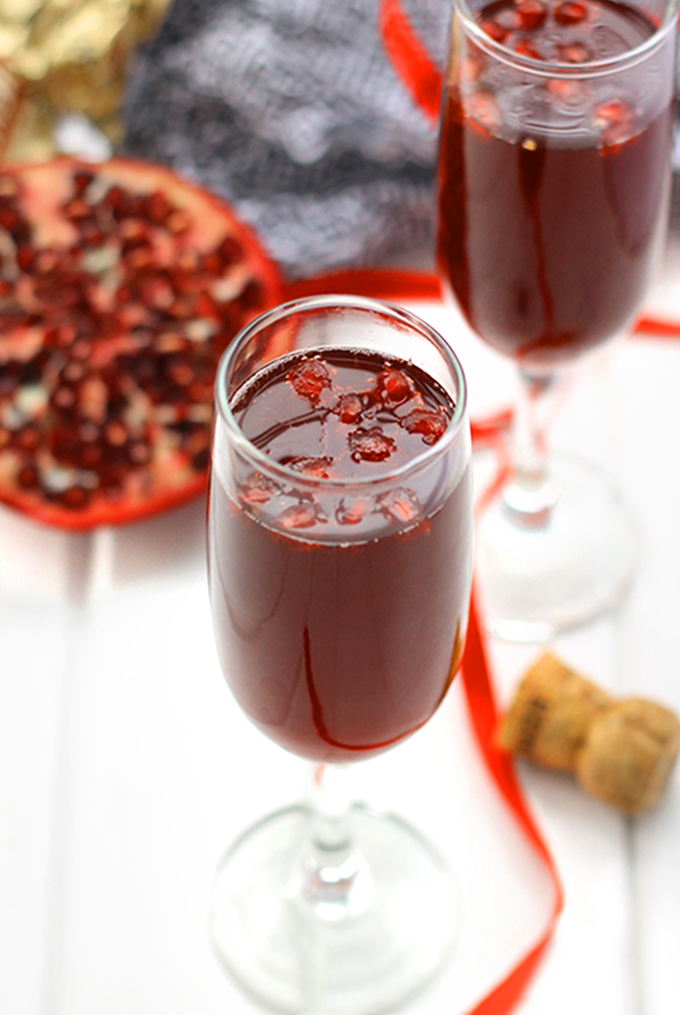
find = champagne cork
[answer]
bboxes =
[501,652,680,815]
[499,652,615,772]
[576,698,680,815]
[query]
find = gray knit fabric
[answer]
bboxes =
[122,0,451,280]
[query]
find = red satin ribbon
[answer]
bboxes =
[460,592,565,1015]
[379,0,443,123]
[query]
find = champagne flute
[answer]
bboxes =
[437,0,678,640]
[207,295,473,1014]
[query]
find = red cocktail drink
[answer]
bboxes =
[209,347,472,762]
[438,0,675,370]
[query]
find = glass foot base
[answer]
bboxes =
[210,803,457,1015]
[476,453,638,642]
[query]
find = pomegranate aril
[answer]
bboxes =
[200,252,223,276]
[72,170,95,197]
[240,474,281,504]
[165,210,191,235]
[80,442,103,468]
[216,235,243,265]
[238,279,265,310]
[15,427,40,452]
[78,221,106,247]
[480,18,509,41]
[166,358,195,386]
[553,1,587,24]
[51,384,78,412]
[59,485,91,509]
[287,456,333,478]
[62,198,92,222]
[143,190,173,224]
[17,465,38,488]
[279,502,318,529]
[348,427,396,462]
[596,99,635,144]
[34,250,59,274]
[401,407,448,444]
[497,7,522,29]
[516,0,547,29]
[515,38,543,58]
[336,496,372,525]
[467,91,502,130]
[379,368,411,404]
[129,441,151,465]
[557,42,591,62]
[379,488,420,523]
[103,184,125,213]
[139,275,174,310]
[16,246,36,271]
[334,392,363,423]
[0,206,24,232]
[50,427,83,463]
[104,420,128,447]
[168,298,194,321]
[289,359,332,402]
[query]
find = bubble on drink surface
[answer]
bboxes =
[239,473,282,505]
[401,407,448,445]
[287,455,334,478]
[379,488,421,524]
[288,359,332,403]
[335,495,374,526]
[348,426,396,462]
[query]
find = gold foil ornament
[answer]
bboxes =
[0,0,169,163]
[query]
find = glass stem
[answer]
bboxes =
[299,763,372,915]
[503,368,560,528]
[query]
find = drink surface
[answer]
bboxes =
[437,0,673,367]
[209,349,473,762]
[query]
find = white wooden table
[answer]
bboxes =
[1,237,678,1015]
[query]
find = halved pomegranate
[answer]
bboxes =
[0,156,281,529]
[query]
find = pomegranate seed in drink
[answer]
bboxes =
[553,1,588,24]
[379,368,412,404]
[279,502,318,529]
[557,42,591,62]
[334,392,363,423]
[348,427,396,462]
[516,0,547,29]
[480,18,509,41]
[288,359,332,402]
[402,407,448,444]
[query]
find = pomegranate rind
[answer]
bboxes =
[0,156,282,530]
